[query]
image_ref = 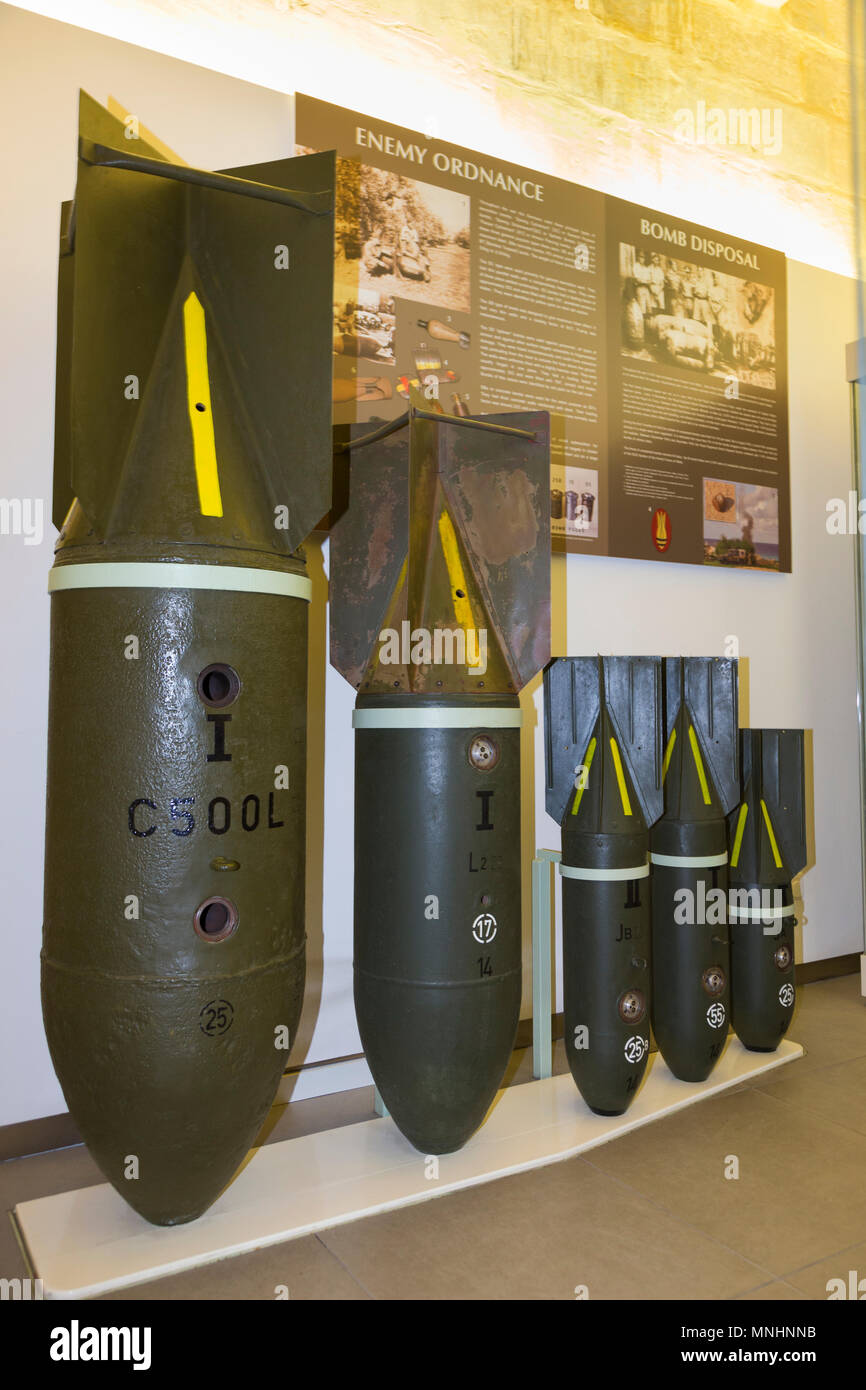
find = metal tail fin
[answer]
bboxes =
[665,657,740,815]
[754,728,808,877]
[544,657,663,826]
[63,92,335,547]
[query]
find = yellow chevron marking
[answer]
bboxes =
[688,724,712,805]
[662,728,677,781]
[760,798,783,868]
[437,509,481,666]
[183,291,223,518]
[571,736,597,817]
[730,803,748,868]
[609,737,633,817]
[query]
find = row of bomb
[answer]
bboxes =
[545,656,807,1116]
[42,94,806,1234]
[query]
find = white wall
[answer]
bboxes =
[0,6,862,1128]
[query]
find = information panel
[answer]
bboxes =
[297,95,789,571]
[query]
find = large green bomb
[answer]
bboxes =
[331,401,550,1154]
[353,693,522,1153]
[42,94,335,1225]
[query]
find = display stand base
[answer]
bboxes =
[14,1038,801,1299]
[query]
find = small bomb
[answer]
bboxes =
[544,657,664,1115]
[650,658,740,1082]
[330,394,550,1153]
[728,730,807,1051]
[42,94,335,1224]
[417,318,470,349]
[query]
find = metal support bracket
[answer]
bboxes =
[531,848,561,1079]
[373,1086,388,1118]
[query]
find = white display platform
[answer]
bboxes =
[14,1038,801,1299]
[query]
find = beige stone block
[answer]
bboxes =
[786,0,852,53]
[719,29,805,104]
[800,47,852,119]
[598,36,691,125]
[599,0,667,42]
[664,2,796,98]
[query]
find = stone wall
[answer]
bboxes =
[13,0,862,267]
[260,0,862,271]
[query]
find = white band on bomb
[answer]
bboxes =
[558,860,650,882]
[728,902,797,920]
[352,708,523,729]
[48,562,313,600]
[649,851,729,868]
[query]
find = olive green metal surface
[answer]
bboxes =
[728,729,806,1052]
[354,694,522,1153]
[650,658,739,1083]
[43,587,308,1224]
[43,93,335,1224]
[332,400,550,1153]
[545,657,663,1116]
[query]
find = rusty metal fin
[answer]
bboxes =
[330,405,550,696]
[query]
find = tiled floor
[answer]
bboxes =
[2,975,865,1300]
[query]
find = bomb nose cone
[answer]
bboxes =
[42,939,306,1224]
[359,973,520,1154]
[731,919,796,1053]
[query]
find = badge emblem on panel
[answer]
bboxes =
[652,507,671,552]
